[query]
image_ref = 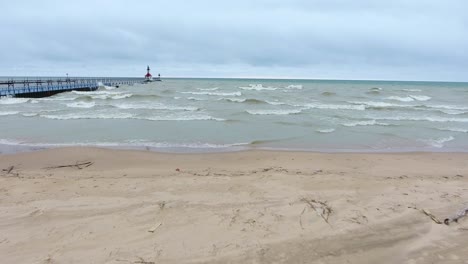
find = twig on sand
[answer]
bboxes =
[444,207,468,225]
[148,222,162,233]
[301,198,333,225]
[421,209,443,224]
[44,161,94,170]
[2,166,14,174]
[409,207,443,224]
[299,206,306,229]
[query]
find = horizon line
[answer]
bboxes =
[0,75,467,84]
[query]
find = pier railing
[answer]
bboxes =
[0,77,142,98]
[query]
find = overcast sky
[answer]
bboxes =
[1,0,467,81]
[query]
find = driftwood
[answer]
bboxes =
[409,207,443,224]
[148,222,162,233]
[2,166,19,177]
[44,161,94,170]
[421,209,443,224]
[444,207,468,225]
[4,166,14,174]
[134,257,155,264]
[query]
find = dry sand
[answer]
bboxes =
[0,147,467,263]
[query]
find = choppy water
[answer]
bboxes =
[1,78,468,153]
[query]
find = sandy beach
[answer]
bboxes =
[0,148,467,263]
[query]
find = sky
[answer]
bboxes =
[1,0,467,81]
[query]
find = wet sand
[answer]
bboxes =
[1,148,467,263]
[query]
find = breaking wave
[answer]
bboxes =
[386,95,431,102]
[373,116,468,123]
[0,111,19,116]
[112,103,198,111]
[39,112,223,121]
[0,98,30,104]
[197,87,219,91]
[285,85,303,89]
[342,120,390,127]
[239,84,277,91]
[246,109,303,115]
[401,89,422,92]
[301,103,365,111]
[420,136,455,148]
[316,128,336,133]
[182,91,242,96]
[438,127,468,133]
[66,102,96,109]
[0,138,249,150]
[386,96,415,102]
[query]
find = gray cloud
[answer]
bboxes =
[1,0,467,81]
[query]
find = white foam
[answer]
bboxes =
[420,136,454,148]
[182,91,242,97]
[22,113,38,117]
[246,109,302,115]
[41,112,134,120]
[0,138,248,149]
[142,115,224,121]
[410,95,431,101]
[239,84,277,91]
[438,127,468,133]
[285,85,303,90]
[440,109,467,115]
[386,96,415,102]
[110,94,133,100]
[114,103,198,111]
[265,100,286,105]
[104,86,116,90]
[349,101,410,109]
[72,90,121,95]
[66,102,96,109]
[373,116,468,123]
[197,87,219,91]
[221,98,246,103]
[302,103,366,111]
[0,111,19,116]
[0,98,30,104]
[402,89,422,92]
[187,97,205,101]
[429,104,468,111]
[316,128,336,133]
[342,120,389,127]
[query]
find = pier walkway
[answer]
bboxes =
[0,78,141,98]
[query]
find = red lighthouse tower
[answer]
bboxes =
[144,65,153,82]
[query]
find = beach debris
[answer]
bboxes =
[175,168,180,172]
[44,161,94,170]
[301,198,333,225]
[408,206,444,224]
[148,222,162,233]
[444,206,468,225]
[158,201,166,210]
[134,257,155,264]
[409,206,443,224]
[421,209,443,224]
[2,166,19,177]
[299,206,307,229]
[3,166,14,174]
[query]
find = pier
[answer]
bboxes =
[0,77,141,98]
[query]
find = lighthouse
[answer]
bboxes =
[144,65,153,82]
